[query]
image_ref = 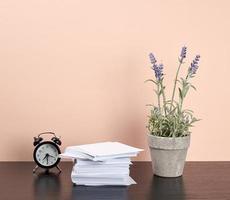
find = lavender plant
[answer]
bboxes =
[146,47,200,137]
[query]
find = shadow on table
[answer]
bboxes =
[70,185,128,200]
[148,175,185,200]
[33,171,61,200]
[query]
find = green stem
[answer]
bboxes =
[157,83,161,113]
[160,80,167,116]
[179,75,190,111]
[170,61,183,111]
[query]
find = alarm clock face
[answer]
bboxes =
[33,141,61,168]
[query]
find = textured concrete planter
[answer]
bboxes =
[147,134,190,177]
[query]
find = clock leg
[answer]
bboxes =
[33,165,39,173]
[56,165,62,173]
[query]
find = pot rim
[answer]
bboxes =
[147,133,190,139]
[147,133,190,150]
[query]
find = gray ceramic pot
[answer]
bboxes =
[147,134,190,177]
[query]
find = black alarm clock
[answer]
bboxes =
[33,132,62,173]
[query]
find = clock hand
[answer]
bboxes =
[46,153,56,159]
[49,155,55,159]
[43,154,48,160]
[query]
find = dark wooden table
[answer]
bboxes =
[0,162,229,200]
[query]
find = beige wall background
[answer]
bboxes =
[0,0,229,161]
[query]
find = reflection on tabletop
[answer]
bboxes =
[71,185,128,200]
[33,171,61,200]
[32,168,185,200]
[149,175,185,200]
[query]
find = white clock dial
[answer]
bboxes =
[35,143,59,167]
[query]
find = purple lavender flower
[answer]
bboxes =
[189,55,200,76]
[149,53,157,64]
[149,53,164,80]
[153,63,164,81]
[180,46,187,62]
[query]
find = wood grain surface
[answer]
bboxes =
[0,162,229,200]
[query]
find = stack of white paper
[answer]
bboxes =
[60,142,143,186]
